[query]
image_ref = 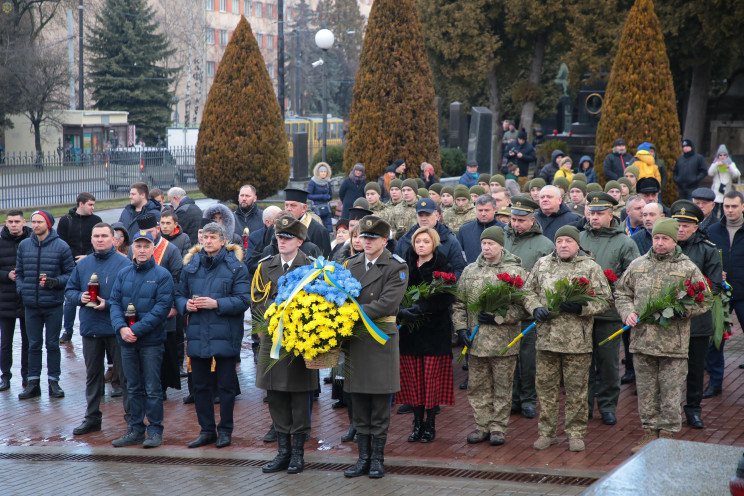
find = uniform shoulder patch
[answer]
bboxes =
[703,239,716,247]
[392,254,406,264]
[257,255,272,263]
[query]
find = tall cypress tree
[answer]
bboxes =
[595,0,681,204]
[87,0,176,143]
[196,17,289,201]
[343,0,440,178]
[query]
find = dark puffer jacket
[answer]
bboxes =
[673,141,707,190]
[398,251,455,356]
[457,218,505,264]
[16,229,75,309]
[174,196,203,246]
[109,257,173,347]
[56,207,102,258]
[0,225,31,319]
[233,202,263,238]
[118,200,162,240]
[176,244,250,358]
[534,202,581,241]
[395,221,466,279]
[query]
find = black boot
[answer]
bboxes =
[344,434,371,478]
[368,436,386,478]
[341,423,357,442]
[262,432,291,473]
[341,394,356,442]
[287,433,306,474]
[407,406,424,442]
[18,379,41,400]
[420,409,436,443]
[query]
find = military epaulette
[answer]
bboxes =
[392,254,406,264]
[703,239,717,247]
[257,255,272,264]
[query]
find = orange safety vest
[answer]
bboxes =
[153,238,169,266]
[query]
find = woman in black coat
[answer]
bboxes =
[338,163,366,219]
[395,227,455,444]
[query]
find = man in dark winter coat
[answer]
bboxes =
[603,138,634,181]
[536,149,565,184]
[394,199,466,279]
[672,200,722,430]
[459,161,479,188]
[673,139,708,200]
[534,185,581,241]
[16,210,75,400]
[457,195,505,263]
[168,187,203,246]
[109,231,173,449]
[159,210,192,257]
[692,188,718,233]
[232,184,264,237]
[119,183,162,240]
[0,211,31,391]
[631,202,665,256]
[177,222,250,449]
[506,130,537,177]
[67,223,132,436]
[57,192,102,343]
[283,188,331,257]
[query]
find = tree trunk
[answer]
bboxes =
[32,117,42,156]
[519,34,546,143]
[682,60,712,151]
[488,62,502,175]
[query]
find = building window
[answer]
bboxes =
[219,0,226,12]
[266,3,273,18]
[255,2,262,17]
[267,34,273,49]
[205,0,213,10]
[220,29,228,46]
[207,61,215,77]
[267,64,274,78]
[244,0,251,15]
[233,0,240,13]
[206,29,215,45]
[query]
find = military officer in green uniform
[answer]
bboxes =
[503,196,554,419]
[343,216,408,479]
[252,215,318,474]
[523,226,612,452]
[442,185,477,235]
[580,192,640,425]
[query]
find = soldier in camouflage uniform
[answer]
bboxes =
[440,186,455,213]
[452,226,527,446]
[605,181,626,218]
[364,183,387,216]
[523,225,612,452]
[614,218,708,453]
[442,186,476,235]
[389,179,420,239]
[568,182,587,218]
[387,179,403,208]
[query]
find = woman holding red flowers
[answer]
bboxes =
[395,227,456,443]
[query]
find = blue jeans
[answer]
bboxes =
[120,344,164,436]
[63,296,77,335]
[26,306,63,381]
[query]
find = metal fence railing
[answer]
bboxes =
[0,147,198,210]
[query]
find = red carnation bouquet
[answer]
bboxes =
[399,271,458,327]
[464,272,527,325]
[604,269,619,287]
[545,277,601,317]
[636,279,711,329]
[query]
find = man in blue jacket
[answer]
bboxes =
[118,182,162,240]
[67,223,132,435]
[177,222,250,449]
[109,231,173,449]
[459,160,479,188]
[16,210,75,400]
[457,195,505,264]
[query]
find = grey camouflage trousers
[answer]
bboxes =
[634,353,687,433]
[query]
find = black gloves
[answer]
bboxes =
[398,304,421,322]
[560,301,583,314]
[44,277,59,289]
[457,329,472,348]
[533,307,549,323]
[477,311,495,324]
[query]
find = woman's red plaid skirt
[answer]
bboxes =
[394,354,454,410]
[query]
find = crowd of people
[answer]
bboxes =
[0,135,739,478]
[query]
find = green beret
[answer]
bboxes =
[353,197,370,209]
[624,165,640,178]
[587,191,618,211]
[390,178,403,190]
[652,218,679,242]
[454,185,470,199]
[469,185,486,196]
[573,173,588,183]
[617,177,632,190]
[671,200,703,223]
[429,183,443,194]
[490,174,506,187]
[415,178,426,189]
[441,185,454,197]
[530,178,546,190]
[570,181,587,195]
[554,225,581,245]
[402,178,418,191]
[478,173,491,184]
[604,180,621,192]
[364,182,381,194]
[586,183,602,193]
[480,225,505,246]
[358,215,391,239]
[554,177,570,191]
[275,215,307,241]
[418,188,429,198]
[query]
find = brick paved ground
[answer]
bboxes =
[2,315,744,478]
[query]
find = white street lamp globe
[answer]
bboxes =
[315,29,335,51]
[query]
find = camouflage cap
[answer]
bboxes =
[652,217,679,242]
[275,215,307,240]
[671,200,703,224]
[358,215,391,238]
[510,195,539,216]
[587,191,618,211]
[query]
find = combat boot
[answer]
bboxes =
[368,436,386,479]
[344,434,371,478]
[408,407,424,442]
[287,433,306,474]
[631,429,658,454]
[18,379,41,400]
[420,409,436,443]
[262,432,291,473]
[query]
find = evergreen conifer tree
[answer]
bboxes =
[595,0,681,204]
[343,0,439,179]
[196,17,289,201]
[87,0,176,144]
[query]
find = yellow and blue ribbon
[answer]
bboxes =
[271,257,389,359]
[598,325,632,347]
[498,322,536,356]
